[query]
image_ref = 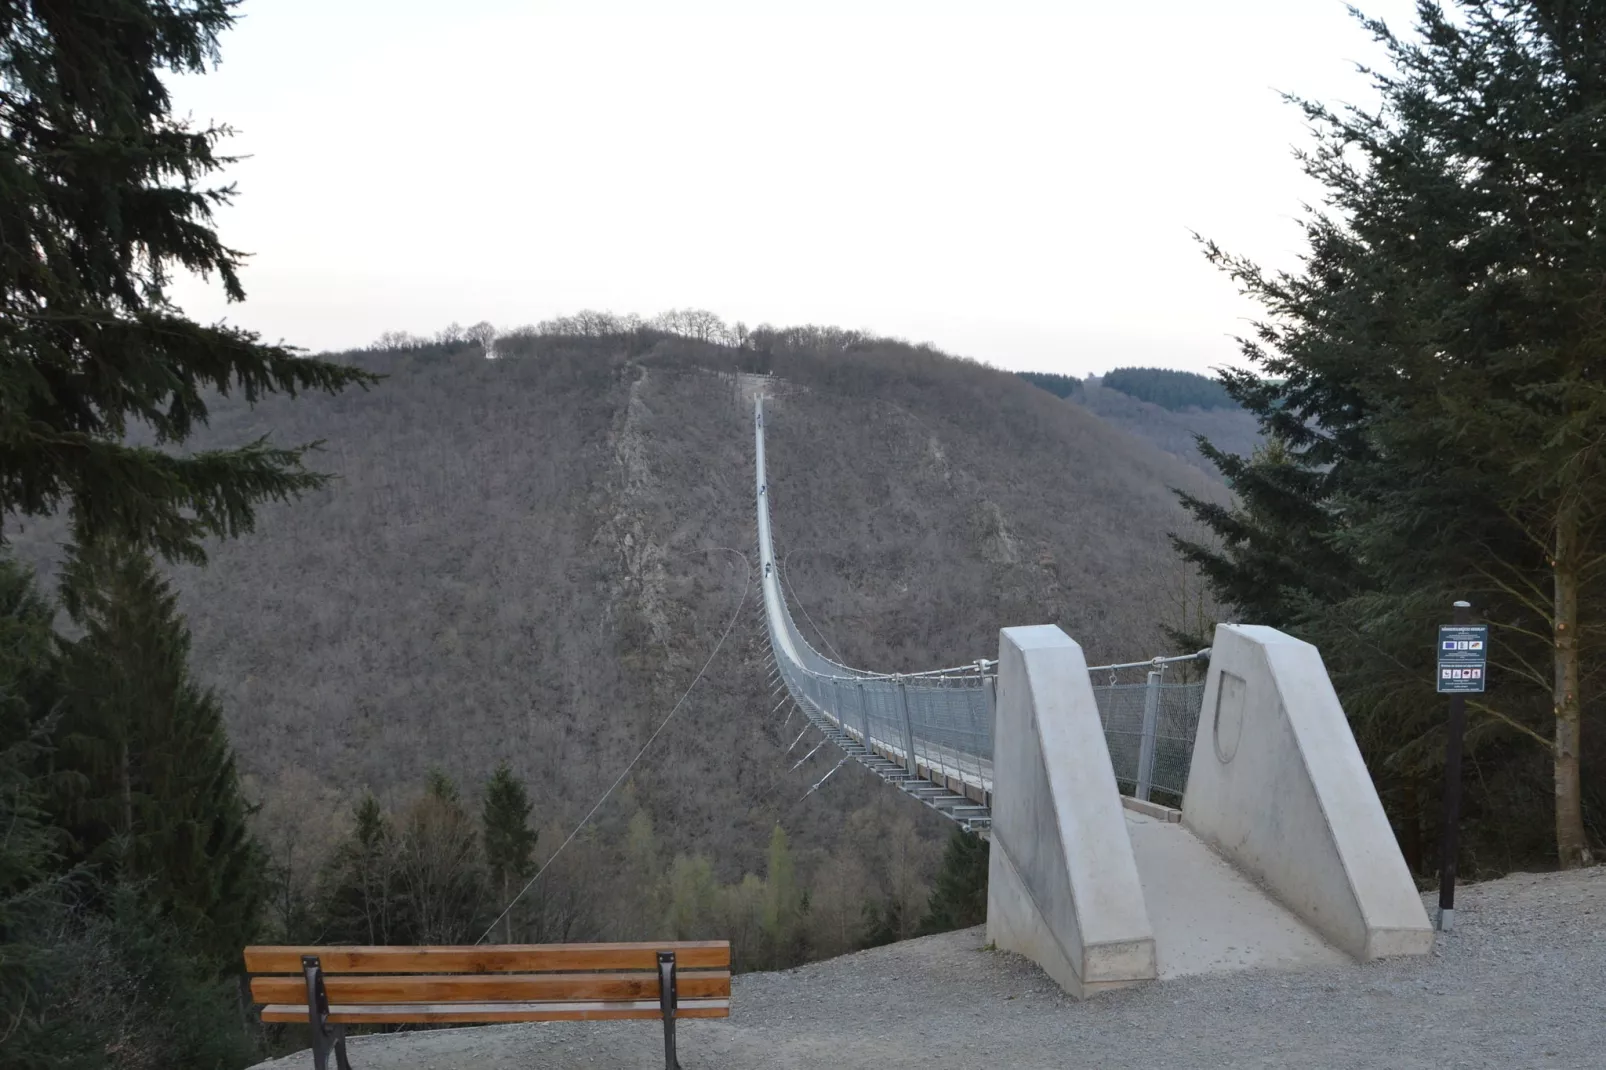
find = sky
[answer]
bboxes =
[167,0,1424,377]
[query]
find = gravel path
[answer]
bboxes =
[255,868,1605,1070]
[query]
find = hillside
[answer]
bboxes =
[7,329,1224,952]
[1100,366,1237,410]
[1071,380,1262,476]
[1015,368,1262,478]
[1014,370,1081,399]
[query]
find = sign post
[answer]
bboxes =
[1435,601,1485,932]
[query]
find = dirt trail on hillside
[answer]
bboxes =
[253,868,1605,1070]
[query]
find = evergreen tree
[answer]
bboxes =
[425,767,460,804]
[858,897,909,951]
[1172,437,1363,635]
[761,824,801,967]
[918,828,989,935]
[0,557,58,744]
[1,554,260,1068]
[1103,367,1237,410]
[0,557,72,1067]
[1015,371,1082,399]
[0,0,374,564]
[1184,0,1605,867]
[63,884,261,1069]
[318,793,402,945]
[481,763,537,944]
[55,538,264,966]
[621,809,663,939]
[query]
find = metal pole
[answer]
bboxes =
[1437,600,1471,932]
[856,680,872,751]
[657,951,679,1070]
[895,675,917,776]
[981,674,997,796]
[1135,670,1161,802]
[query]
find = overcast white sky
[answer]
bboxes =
[167,0,1422,377]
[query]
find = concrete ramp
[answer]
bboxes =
[1125,810,1347,978]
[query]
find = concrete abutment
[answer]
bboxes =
[985,622,1432,998]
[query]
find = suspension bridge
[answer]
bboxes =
[749,384,1436,996]
[756,396,1208,833]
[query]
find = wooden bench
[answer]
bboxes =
[244,942,731,1070]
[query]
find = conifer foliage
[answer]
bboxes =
[482,763,537,943]
[318,793,404,945]
[0,549,265,1067]
[55,538,264,967]
[0,560,65,1065]
[1180,0,1604,868]
[317,777,493,947]
[918,828,990,935]
[2,3,381,1058]
[1101,367,1236,411]
[761,824,802,967]
[0,0,374,564]
[1015,370,1082,399]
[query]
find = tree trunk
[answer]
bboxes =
[1399,777,1424,876]
[1552,505,1593,868]
[120,740,133,839]
[502,875,512,945]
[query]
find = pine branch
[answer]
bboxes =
[1465,700,1552,750]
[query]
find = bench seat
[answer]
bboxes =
[259,998,731,1023]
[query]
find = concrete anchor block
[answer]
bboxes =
[985,625,1157,997]
[1181,624,1434,961]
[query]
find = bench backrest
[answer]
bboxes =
[244,942,732,1024]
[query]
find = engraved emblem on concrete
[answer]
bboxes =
[1213,671,1246,764]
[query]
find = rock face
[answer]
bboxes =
[7,331,1221,883]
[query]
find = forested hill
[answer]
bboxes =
[1014,370,1080,399]
[1016,366,1261,477]
[10,325,1222,960]
[1100,367,1236,410]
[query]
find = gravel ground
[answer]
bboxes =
[254,867,1605,1070]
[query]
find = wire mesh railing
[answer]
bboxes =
[1088,657,1208,803]
[775,656,997,791]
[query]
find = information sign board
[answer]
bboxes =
[1437,625,1488,694]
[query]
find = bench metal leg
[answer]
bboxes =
[657,950,680,1070]
[302,955,355,1070]
[309,1025,352,1070]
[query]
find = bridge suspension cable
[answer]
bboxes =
[476,547,752,943]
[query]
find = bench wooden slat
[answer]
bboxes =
[258,998,731,1025]
[250,970,731,1005]
[244,942,729,975]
